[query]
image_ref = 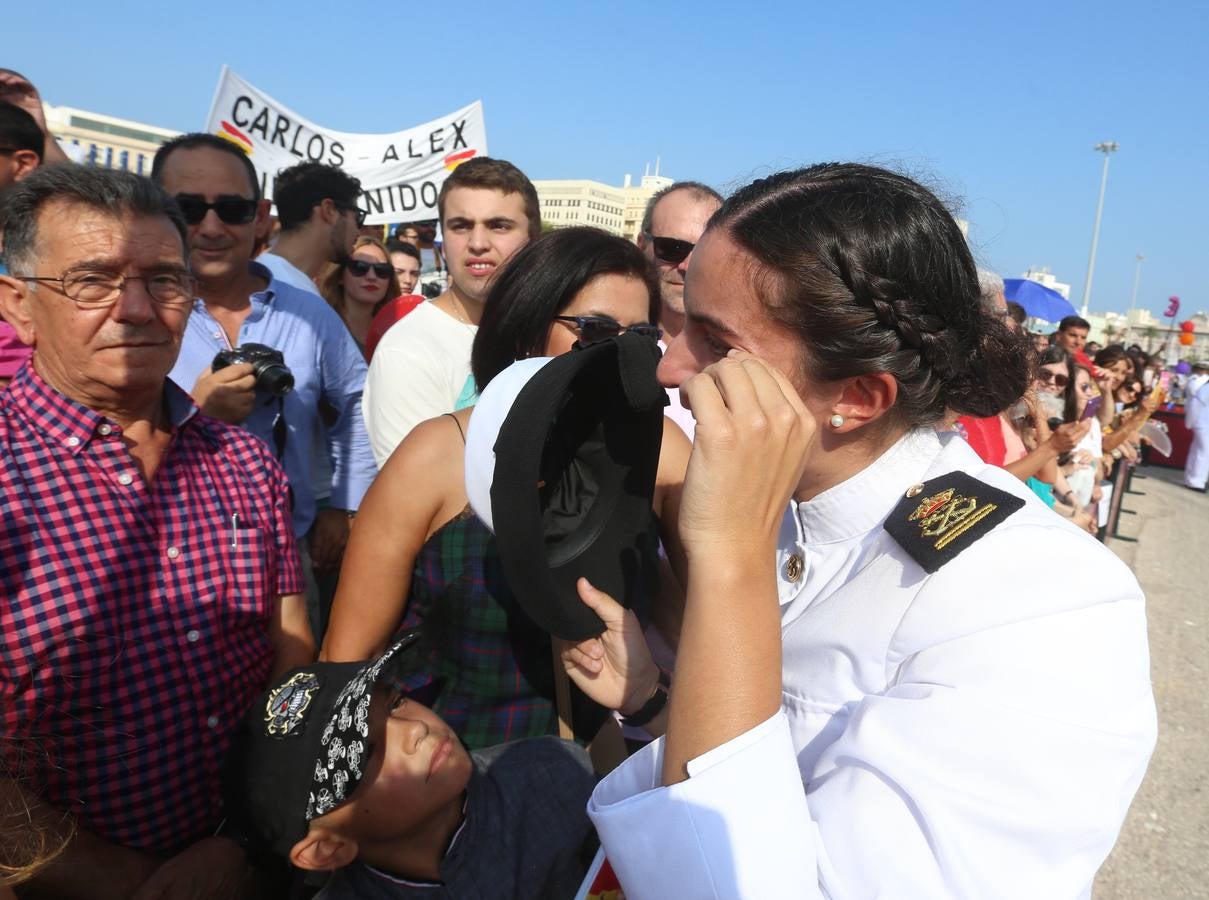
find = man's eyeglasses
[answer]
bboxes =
[553,315,662,345]
[1037,370,1070,389]
[345,260,392,279]
[16,269,196,309]
[173,195,259,226]
[644,233,695,265]
[342,206,368,227]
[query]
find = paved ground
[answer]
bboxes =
[1094,463,1209,899]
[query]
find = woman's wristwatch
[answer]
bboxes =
[620,669,671,728]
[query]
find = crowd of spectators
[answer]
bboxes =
[0,68,1174,899]
[953,278,1170,537]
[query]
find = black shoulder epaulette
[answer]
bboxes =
[883,471,1025,574]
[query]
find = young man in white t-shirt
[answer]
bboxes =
[362,158,539,466]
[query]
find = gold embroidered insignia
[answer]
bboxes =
[885,471,1024,573]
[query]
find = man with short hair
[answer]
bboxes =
[0,165,311,897]
[638,182,723,342]
[636,181,722,439]
[260,161,364,292]
[0,101,43,191]
[1055,315,1092,366]
[363,157,539,465]
[0,101,48,387]
[152,135,377,630]
[0,69,70,170]
[387,238,422,296]
[396,223,421,246]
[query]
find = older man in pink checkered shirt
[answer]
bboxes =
[0,166,314,897]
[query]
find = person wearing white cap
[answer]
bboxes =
[559,163,1156,900]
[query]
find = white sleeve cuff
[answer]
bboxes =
[588,711,818,900]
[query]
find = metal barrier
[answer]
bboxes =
[1101,459,1144,543]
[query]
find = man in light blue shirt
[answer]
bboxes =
[152,134,376,601]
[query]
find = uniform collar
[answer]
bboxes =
[794,428,941,546]
[4,362,199,456]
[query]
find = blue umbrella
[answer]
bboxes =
[1003,278,1077,323]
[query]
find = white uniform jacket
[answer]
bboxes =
[1186,375,1209,431]
[587,429,1156,900]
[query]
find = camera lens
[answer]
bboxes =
[254,361,295,397]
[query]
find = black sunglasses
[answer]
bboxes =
[645,234,695,265]
[1038,370,1070,388]
[554,315,662,345]
[341,205,369,227]
[345,260,392,279]
[174,195,259,226]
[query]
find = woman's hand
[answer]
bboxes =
[1050,419,1091,455]
[1024,391,1050,442]
[559,578,660,715]
[677,351,816,560]
[1070,449,1094,468]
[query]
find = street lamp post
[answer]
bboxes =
[1079,141,1119,319]
[1124,253,1144,346]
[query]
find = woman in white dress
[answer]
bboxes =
[560,163,1156,900]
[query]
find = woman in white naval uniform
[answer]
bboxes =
[561,164,1157,899]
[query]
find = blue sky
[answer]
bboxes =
[7,0,1206,319]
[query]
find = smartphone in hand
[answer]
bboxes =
[1081,395,1103,421]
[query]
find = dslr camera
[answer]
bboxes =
[212,343,294,397]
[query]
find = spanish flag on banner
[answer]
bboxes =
[444,149,477,171]
[216,120,253,155]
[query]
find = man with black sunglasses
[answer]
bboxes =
[637,182,722,342]
[152,135,377,643]
[636,182,722,439]
[260,161,364,293]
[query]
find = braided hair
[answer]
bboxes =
[713,164,1031,427]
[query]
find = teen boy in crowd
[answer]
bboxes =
[361,157,539,466]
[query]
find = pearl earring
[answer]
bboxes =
[829,414,845,428]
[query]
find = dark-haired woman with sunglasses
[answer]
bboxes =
[321,227,689,751]
[554,165,1154,898]
[319,236,401,358]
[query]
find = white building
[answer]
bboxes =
[534,162,676,242]
[621,166,673,242]
[533,178,628,236]
[43,103,180,176]
[1022,266,1072,300]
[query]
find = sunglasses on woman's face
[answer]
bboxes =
[554,315,662,345]
[345,260,392,279]
[1038,370,1069,388]
[645,234,695,265]
[174,195,259,226]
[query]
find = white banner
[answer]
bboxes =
[204,66,487,225]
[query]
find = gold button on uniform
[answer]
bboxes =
[906,484,924,498]
[784,554,804,583]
